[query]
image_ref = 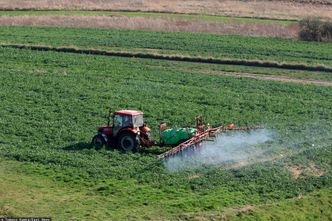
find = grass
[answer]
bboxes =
[239,188,332,220]
[0,26,331,67]
[1,159,331,220]
[0,46,331,219]
[0,159,165,220]
[172,62,332,82]
[4,44,332,82]
[0,10,295,25]
[180,188,332,220]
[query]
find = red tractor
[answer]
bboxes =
[91,110,152,151]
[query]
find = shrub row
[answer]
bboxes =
[299,17,332,42]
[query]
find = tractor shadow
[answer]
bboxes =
[138,146,170,155]
[63,142,93,151]
[63,142,169,156]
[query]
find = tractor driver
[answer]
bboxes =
[122,115,133,127]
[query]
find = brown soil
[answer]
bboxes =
[0,14,299,39]
[288,166,303,179]
[0,0,331,20]
[288,163,325,179]
[220,72,332,87]
[237,205,255,214]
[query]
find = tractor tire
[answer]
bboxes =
[118,132,139,152]
[91,134,106,149]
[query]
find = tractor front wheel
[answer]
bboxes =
[91,134,106,149]
[118,132,139,152]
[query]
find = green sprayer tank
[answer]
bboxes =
[160,128,197,146]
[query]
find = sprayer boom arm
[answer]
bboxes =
[158,125,262,159]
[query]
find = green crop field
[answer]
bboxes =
[1,26,332,68]
[0,36,332,220]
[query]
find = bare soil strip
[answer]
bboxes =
[288,166,303,178]
[1,0,331,20]
[206,71,332,86]
[288,163,325,179]
[0,15,299,39]
[3,44,332,74]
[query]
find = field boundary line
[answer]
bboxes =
[2,44,332,73]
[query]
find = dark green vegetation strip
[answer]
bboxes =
[3,44,332,73]
[1,26,331,67]
[0,47,331,219]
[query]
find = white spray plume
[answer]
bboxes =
[164,129,275,172]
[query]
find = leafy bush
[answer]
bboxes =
[299,17,332,42]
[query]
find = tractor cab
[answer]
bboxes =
[92,110,151,151]
[111,110,144,133]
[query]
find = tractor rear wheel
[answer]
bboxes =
[91,134,106,149]
[118,132,139,152]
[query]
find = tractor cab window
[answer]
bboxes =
[114,114,123,127]
[113,114,133,127]
[133,115,144,128]
[122,115,133,127]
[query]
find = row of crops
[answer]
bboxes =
[0,46,331,219]
[0,26,332,67]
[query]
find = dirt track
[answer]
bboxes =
[1,0,331,20]
[177,66,332,87]
[179,66,332,86]
[0,14,299,39]
[211,71,332,87]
